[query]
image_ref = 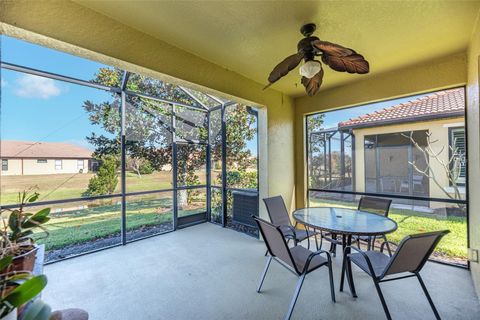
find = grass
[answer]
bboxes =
[33,196,205,251]
[309,198,467,261]
[0,170,207,205]
[1,170,207,251]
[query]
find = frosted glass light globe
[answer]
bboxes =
[299,60,321,78]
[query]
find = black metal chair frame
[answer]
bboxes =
[263,196,320,251]
[341,230,450,320]
[254,216,336,320]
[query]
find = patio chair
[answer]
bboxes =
[254,216,335,320]
[323,196,392,256]
[342,230,450,320]
[356,196,392,252]
[263,196,320,250]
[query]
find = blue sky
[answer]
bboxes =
[1,36,116,150]
[1,35,258,155]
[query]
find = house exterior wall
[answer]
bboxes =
[0,158,89,176]
[1,158,22,176]
[352,116,465,200]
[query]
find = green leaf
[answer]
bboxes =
[0,256,13,271]
[8,210,20,233]
[22,208,50,229]
[22,217,50,229]
[32,208,50,220]
[27,193,39,203]
[20,299,51,320]
[3,275,47,308]
[17,230,34,239]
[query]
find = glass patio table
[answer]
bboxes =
[293,207,397,297]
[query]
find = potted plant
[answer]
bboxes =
[0,255,48,320]
[0,190,51,273]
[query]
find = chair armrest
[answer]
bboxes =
[281,225,297,240]
[304,249,332,272]
[380,240,398,256]
[345,245,377,278]
[294,221,311,238]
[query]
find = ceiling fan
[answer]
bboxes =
[264,23,369,96]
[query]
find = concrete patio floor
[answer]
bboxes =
[43,223,479,320]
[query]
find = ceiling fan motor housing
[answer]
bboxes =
[300,23,316,37]
[297,36,319,61]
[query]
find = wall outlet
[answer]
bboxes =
[468,248,479,263]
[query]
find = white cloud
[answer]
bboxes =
[14,74,61,99]
[0,78,7,87]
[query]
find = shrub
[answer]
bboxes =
[84,155,119,196]
[139,159,155,175]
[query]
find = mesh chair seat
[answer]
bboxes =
[349,251,391,278]
[290,245,328,273]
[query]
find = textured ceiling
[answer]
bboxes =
[75,0,480,97]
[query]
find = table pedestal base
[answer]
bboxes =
[339,234,357,298]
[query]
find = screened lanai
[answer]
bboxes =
[0,35,260,262]
[2,1,480,320]
[307,128,353,192]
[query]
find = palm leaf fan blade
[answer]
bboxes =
[311,40,354,57]
[322,53,369,74]
[263,52,304,89]
[301,68,324,96]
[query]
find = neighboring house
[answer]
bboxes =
[338,88,465,200]
[0,140,92,176]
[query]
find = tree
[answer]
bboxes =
[405,131,465,208]
[83,68,258,209]
[84,155,119,196]
[212,105,257,188]
[307,113,325,134]
[306,114,326,188]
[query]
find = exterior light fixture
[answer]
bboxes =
[299,60,322,79]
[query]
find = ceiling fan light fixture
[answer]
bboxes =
[299,60,321,79]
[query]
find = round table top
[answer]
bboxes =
[293,207,398,236]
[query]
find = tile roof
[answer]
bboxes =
[1,140,93,159]
[338,88,465,129]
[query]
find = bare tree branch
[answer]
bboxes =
[402,131,464,208]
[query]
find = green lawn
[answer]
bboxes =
[32,196,205,251]
[2,170,207,251]
[0,171,180,205]
[309,198,467,261]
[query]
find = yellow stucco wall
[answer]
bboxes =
[352,117,465,200]
[294,53,467,209]
[0,0,296,215]
[466,10,480,297]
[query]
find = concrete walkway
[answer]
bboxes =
[43,223,479,320]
